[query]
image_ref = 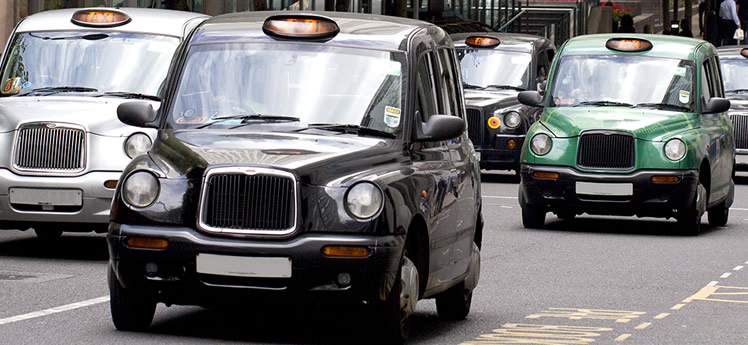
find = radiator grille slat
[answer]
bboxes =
[14,124,85,171]
[731,115,748,149]
[203,173,295,232]
[466,107,483,145]
[577,132,635,170]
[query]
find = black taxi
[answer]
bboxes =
[108,11,482,344]
[718,46,748,171]
[452,33,555,172]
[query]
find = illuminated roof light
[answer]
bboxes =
[262,15,340,41]
[741,48,748,59]
[465,36,500,48]
[71,9,131,27]
[605,38,653,52]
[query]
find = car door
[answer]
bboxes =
[701,56,732,203]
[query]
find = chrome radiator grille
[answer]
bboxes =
[577,132,635,170]
[730,115,748,149]
[200,169,296,234]
[466,107,483,145]
[13,123,85,172]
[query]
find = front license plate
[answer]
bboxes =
[196,253,292,278]
[736,154,748,165]
[9,188,82,206]
[575,182,633,196]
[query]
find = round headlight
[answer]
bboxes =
[530,133,552,156]
[664,139,686,161]
[125,133,152,159]
[502,111,521,128]
[345,182,383,220]
[123,171,159,208]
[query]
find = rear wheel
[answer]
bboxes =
[33,226,62,240]
[109,265,156,331]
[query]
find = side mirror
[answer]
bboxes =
[518,90,544,107]
[416,115,465,142]
[117,102,158,128]
[703,97,730,114]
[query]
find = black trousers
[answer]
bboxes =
[720,19,738,46]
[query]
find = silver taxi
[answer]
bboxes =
[0,8,208,238]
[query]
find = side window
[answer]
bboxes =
[415,53,438,123]
[537,50,548,79]
[710,57,724,98]
[702,60,714,101]
[436,48,462,118]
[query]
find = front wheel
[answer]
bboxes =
[677,181,707,236]
[374,254,419,345]
[707,200,729,226]
[109,265,156,331]
[522,204,546,229]
[33,226,62,240]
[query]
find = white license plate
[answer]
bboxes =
[575,182,633,196]
[196,253,292,278]
[9,188,82,206]
[736,154,748,165]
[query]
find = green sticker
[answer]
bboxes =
[674,67,686,77]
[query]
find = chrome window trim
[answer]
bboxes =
[197,166,298,236]
[11,122,87,175]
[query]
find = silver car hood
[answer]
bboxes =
[0,96,159,136]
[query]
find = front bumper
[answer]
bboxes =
[478,134,525,171]
[519,165,699,217]
[735,149,748,171]
[0,168,120,230]
[108,222,404,306]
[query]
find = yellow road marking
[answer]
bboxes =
[525,308,645,323]
[459,323,614,345]
[684,285,748,304]
[670,304,686,310]
[615,334,632,341]
[635,322,652,330]
[654,313,670,319]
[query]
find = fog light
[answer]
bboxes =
[336,272,351,287]
[651,176,680,183]
[127,237,168,249]
[145,262,158,277]
[322,246,370,257]
[104,180,118,189]
[507,139,516,149]
[533,171,560,180]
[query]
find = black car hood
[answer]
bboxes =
[727,95,748,110]
[151,130,404,185]
[464,89,520,108]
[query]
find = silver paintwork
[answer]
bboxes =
[0,9,209,229]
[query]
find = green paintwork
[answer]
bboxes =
[558,33,702,60]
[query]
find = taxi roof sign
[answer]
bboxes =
[741,48,748,58]
[262,15,339,41]
[71,9,131,27]
[605,38,653,52]
[465,36,500,48]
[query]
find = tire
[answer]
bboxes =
[707,200,729,226]
[374,253,419,345]
[435,280,472,320]
[33,227,62,240]
[556,211,576,220]
[522,204,546,229]
[108,265,156,331]
[677,180,706,236]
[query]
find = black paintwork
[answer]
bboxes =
[108,11,481,311]
[452,33,556,172]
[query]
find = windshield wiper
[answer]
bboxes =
[726,89,748,94]
[17,86,99,96]
[482,84,526,91]
[195,114,300,129]
[634,103,690,112]
[575,101,634,107]
[101,91,160,101]
[463,83,484,90]
[296,123,397,139]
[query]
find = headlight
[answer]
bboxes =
[124,133,152,159]
[502,111,521,128]
[345,182,383,220]
[664,139,686,161]
[530,133,552,156]
[123,171,159,208]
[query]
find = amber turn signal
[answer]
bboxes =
[507,139,517,149]
[322,246,370,257]
[104,180,118,189]
[650,176,680,183]
[127,237,168,250]
[532,171,560,179]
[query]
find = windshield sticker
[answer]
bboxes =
[1,77,21,95]
[22,81,31,89]
[674,67,687,77]
[384,106,401,127]
[679,90,690,104]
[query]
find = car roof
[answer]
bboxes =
[192,11,446,52]
[15,7,209,38]
[560,33,708,60]
[717,45,748,58]
[451,32,551,53]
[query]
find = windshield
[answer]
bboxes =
[549,55,696,112]
[720,57,748,93]
[0,31,179,97]
[167,43,405,135]
[456,48,532,89]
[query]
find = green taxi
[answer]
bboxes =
[517,34,734,235]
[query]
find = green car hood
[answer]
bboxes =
[540,107,698,141]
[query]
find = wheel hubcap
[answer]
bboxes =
[400,256,419,315]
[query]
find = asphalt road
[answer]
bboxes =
[1,171,747,344]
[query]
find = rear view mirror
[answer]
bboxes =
[118,102,158,128]
[518,91,544,107]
